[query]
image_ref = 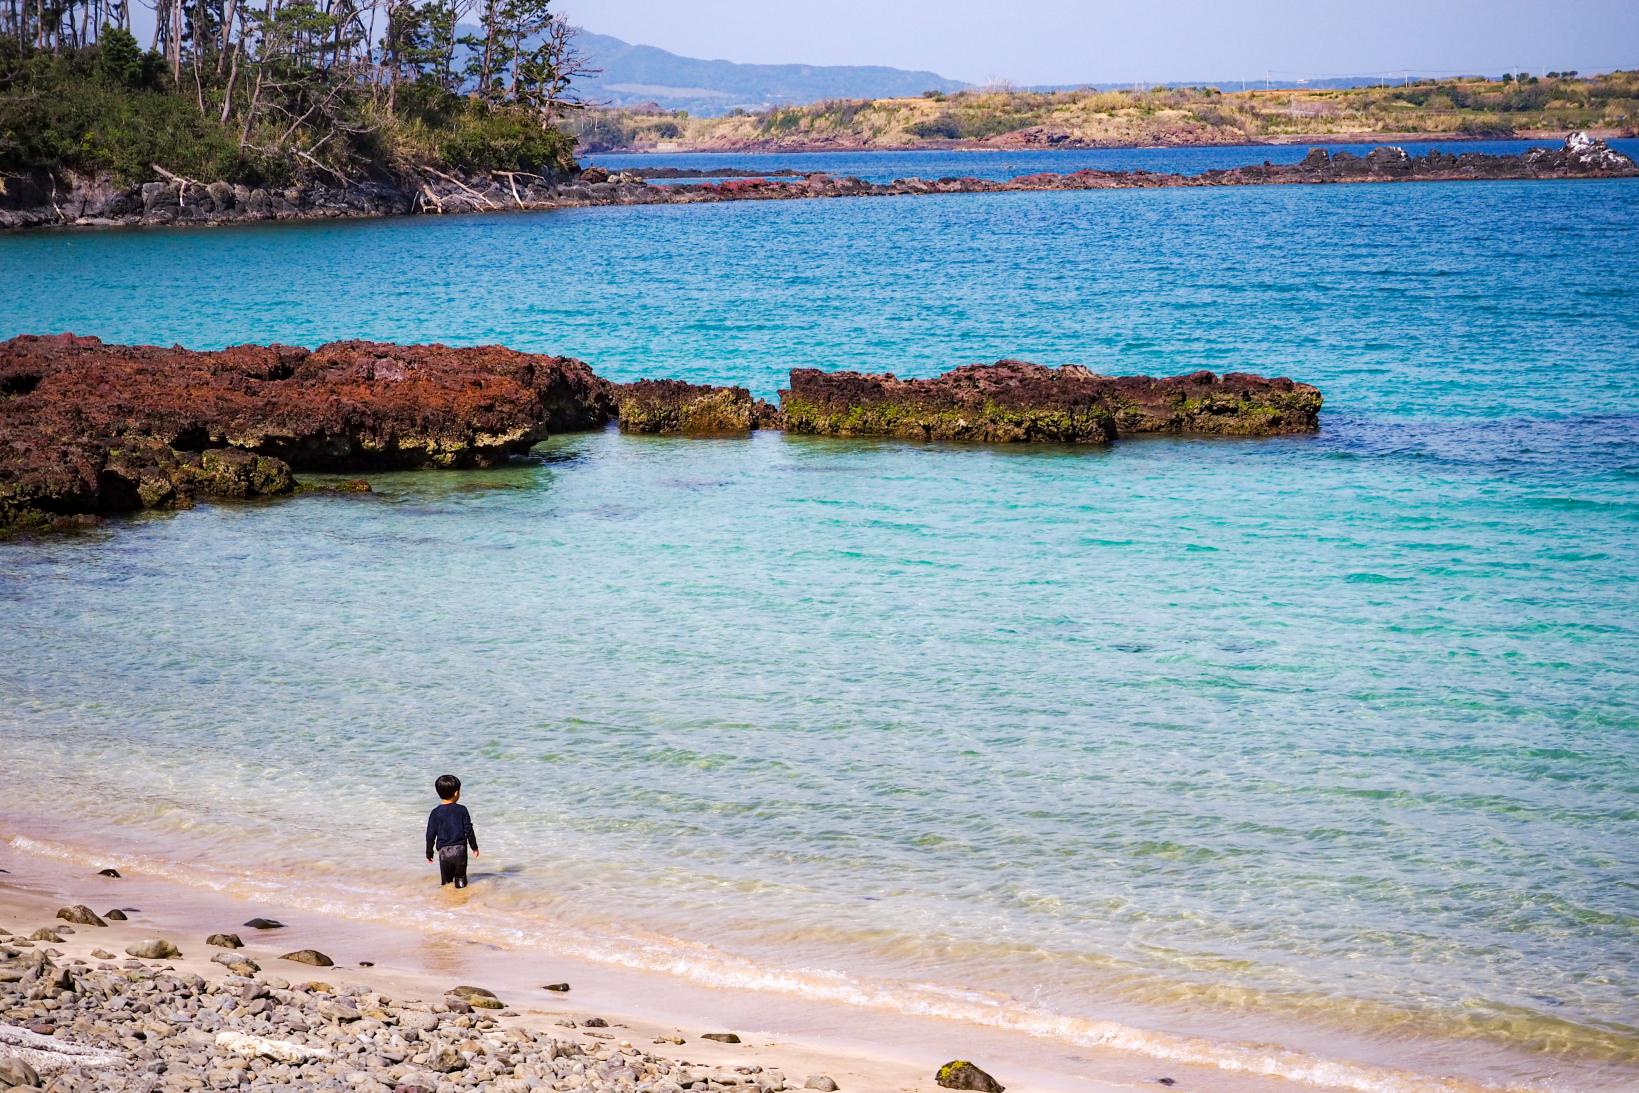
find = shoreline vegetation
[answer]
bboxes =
[0,0,590,221]
[569,70,1639,153]
[1,133,1633,230]
[0,334,1322,534]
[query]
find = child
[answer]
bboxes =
[425,774,480,889]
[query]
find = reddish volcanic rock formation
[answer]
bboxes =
[780,361,1322,443]
[0,335,614,530]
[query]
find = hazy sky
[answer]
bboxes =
[561,0,1639,85]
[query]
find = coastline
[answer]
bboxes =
[2,133,1633,233]
[0,827,1562,1093]
[0,833,1300,1093]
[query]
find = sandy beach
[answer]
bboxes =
[2,837,1321,1093]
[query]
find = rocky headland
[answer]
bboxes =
[1,334,1319,533]
[1,134,1632,231]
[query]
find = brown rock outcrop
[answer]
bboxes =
[0,335,615,530]
[780,361,1322,443]
[615,380,780,435]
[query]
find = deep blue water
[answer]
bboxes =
[3,156,1637,1089]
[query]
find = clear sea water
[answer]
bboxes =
[2,150,1637,1091]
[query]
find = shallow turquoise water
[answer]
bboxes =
[3,166,1638,1089]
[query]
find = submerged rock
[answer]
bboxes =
[102,910,127,921]
[781,361,1320,443]
[243,917,285,930]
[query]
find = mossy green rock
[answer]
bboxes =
[617,380,769,435]
[782,361,1320,444]
[936,1060,1004,1091]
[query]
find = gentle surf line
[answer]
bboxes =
[7,833,1532,1093]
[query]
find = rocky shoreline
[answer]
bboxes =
[1,910,859,1093]
[0,335,1321,534]
[0,134,1631,231]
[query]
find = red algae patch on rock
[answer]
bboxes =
[0,334,615,531]
[780,360,1322,443]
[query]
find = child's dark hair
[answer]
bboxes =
[435,774,461,800]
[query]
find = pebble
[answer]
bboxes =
[0,933,850,1093]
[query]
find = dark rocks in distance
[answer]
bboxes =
[0,334,615,531]
[103,909,128,921]
[243,918,286,929]
[279,949,335,967]
[206,932,244,949]
[55,905,107,927]
[124,939,181,959]
[782,362,1322,443]
[543,982,571,992]
[701,1032,742,1044]
[615,380,780,435]
[2,135,1631,232]
[936,1060,1005,1092]
[96,869,120,877]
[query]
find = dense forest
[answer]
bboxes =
[0,0,592,185]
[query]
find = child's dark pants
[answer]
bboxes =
[437,844,469,888]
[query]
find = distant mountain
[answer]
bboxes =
[573,30,968,116]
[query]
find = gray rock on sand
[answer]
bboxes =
[243,917,285,929]
[211,952,259,974]
[806,1077,841,1091]
[701,1032,742,1044]
[55,906,107,927]
[206,933,244,949]
[447,985,504,1009]
[103,909,127,921]
[89,948,114,960]
[25,930,61,943]
[936,1060,1005,1092]
[0,1055,41,1088]
[124,939,181,959]
[581,1017,608,1028]
[279,949,334,967]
